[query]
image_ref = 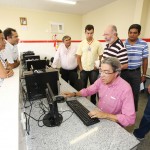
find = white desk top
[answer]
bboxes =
[0,68,19,150]
[21,79,140,150]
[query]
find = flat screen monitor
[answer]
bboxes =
[24,55,40,62]
[26,60,46,71]
[43,83,63,127]
[24,69,59,101]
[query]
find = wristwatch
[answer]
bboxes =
[73,92,76,97]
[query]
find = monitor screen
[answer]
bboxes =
[24,69,59,101]
[26,60,46,71]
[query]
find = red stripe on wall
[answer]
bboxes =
[19,40,81,43]
[19,39,150,43]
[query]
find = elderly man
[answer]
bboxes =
[64,57,136,127]
[2,28,20,68]
[52,35,78,87]
[103,25,128,70]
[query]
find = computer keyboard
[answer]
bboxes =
[66,100,100,126]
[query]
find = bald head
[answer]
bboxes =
[103,25,118,44]
[104,25,117,35]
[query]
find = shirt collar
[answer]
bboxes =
[6,40,14,49]
[126,38,140,45]
[63,43,71,50]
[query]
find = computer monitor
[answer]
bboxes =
[22,51,35,60]
[24,55,40,62]
[43,83,63,127]
[26,60,46,71]
[24,69,59,101]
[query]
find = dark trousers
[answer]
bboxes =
[133,94,150,138]
[121,69,141,111]
[80,69,99,105]
[60,68,78,87]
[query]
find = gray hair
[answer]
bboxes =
[62,35,71,42]
[101,57,121,74]
[108,25,118,36]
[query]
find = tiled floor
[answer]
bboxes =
[125,92,150,150]
[134,92,150,150]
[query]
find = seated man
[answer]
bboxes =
[2,28,20,68]
[52,35,78,87]
[0,29,14,86]
[63,57,136,127]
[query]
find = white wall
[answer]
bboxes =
[143,0,150,38]
[0,6,82,40]
[82,0,150,39]
[82,0,137,40]
[0,0,149,40]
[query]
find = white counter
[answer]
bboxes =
[0,68,19,150]
[22,79,140,150]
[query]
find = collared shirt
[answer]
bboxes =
[2,41,19,64]
[80,76,136,127]
[103,38,128,64]
[76,39,103,71]
[124,38,149,69]
[52,43,77,70]
[0,53,7,87]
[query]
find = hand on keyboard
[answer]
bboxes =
[88,109,108,119]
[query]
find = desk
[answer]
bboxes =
[0,68,19,150]
[21,78,140,150]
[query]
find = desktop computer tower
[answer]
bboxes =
[24,69,59,101]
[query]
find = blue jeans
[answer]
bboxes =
[133,93,150,138]
[80,69,99,105]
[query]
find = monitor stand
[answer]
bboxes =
[43,102,63,127]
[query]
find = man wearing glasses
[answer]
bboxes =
[63,57,136,127]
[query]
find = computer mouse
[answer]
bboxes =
[55,96,65,103]
[34,70,38,73]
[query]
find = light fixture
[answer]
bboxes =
[50,0,77,5]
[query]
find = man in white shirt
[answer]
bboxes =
[52,35,78,87]
[3,28,20,68]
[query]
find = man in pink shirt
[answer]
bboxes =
[64,57,136,127]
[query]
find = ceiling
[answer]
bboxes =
[0,0,117,15]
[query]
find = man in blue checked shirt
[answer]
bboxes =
[122,24,149,111]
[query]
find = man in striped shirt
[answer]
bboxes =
[123,24,149,111]
[103,25,128,70]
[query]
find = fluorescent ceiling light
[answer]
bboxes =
[50,0,76,5]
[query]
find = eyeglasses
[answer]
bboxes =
[99,69,115,75]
